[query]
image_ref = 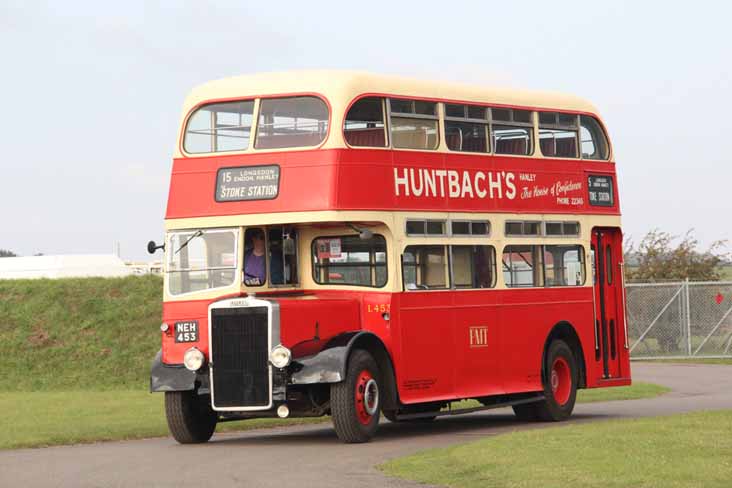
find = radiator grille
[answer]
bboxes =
[210,306,270,408]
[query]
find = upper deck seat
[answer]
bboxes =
[555,137,576,158]
[445,132,462,151]
[255,133,325,149]
[540,138,554,156]
[344,128,386,147]
[495,138,527,155]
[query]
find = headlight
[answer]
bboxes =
[270,345,292,368]
[183,347,205,371]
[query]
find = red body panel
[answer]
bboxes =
[162,284,626,402]
[166,149,620,219]
[162,144,629,405]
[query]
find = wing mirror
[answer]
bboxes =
[147,240,164,254]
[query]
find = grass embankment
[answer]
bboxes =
[381,410,732,488]
[1,275,162,391]
[0,276,321,449]
[0,276,669,449]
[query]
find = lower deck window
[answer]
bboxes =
[312,235,387,287]
[544,245,586,286]
[502,245,542,287]
[502,244,586,288]
[403,246,448,290]
[452,246,496,288]
[402,245,496,290]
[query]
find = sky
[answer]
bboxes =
[1,0,730,261]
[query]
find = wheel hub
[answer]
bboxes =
[355,370,379,425]
[550,357,571,406]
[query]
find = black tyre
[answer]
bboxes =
[512,402,539,421]
[165,391,217,444]
[534,340,578,421]
[330,349,381,443]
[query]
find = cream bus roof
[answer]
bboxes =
[182,70,601,116]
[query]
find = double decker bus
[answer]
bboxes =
[149,71,630,444]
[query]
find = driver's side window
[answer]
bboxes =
[244,228,267,286]
[402,245,448,290]
[244,226,300,287]
[268,226,299,286]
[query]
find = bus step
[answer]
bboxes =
[394,393,545,421]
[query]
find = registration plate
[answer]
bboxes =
[174,321,199,343]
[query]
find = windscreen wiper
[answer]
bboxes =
[174,230,204,255]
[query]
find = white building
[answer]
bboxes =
[0,254,133,279]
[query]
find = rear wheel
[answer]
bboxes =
[534,340,578,421]
[330,349,381,443]
[165,391,217,444]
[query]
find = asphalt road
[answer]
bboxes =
[2,363,731,488]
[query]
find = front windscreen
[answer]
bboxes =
[166,229,238,295]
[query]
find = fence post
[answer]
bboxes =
[685,278,692,356]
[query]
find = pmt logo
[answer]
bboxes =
[469,326,488,348]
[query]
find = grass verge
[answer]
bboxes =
[380,410,732,488]
[448,382,669,412]
[1,382,668,450]
[636,358,732,366]
[0,391,324,450]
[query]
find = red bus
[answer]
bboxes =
[149,71,630,444]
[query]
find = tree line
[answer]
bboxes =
[624,229,729,282]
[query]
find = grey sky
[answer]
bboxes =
[1,1,730,261]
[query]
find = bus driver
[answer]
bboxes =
[244,228,266,285]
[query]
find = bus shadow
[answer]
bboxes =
[209,411,610,447]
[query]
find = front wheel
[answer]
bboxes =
[330,349,381,443]
[165,391,217,444]
[534,340,578,421]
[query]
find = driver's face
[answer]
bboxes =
[252,234,265,253]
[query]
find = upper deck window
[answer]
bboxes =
[254,96,329,150]
[344,97,387,147]
[539,112,579,158]
[444,104,489,153]
[580,115,609,160]
[492,108,533,155]
[184,101,254,154]
[388,98,439,150]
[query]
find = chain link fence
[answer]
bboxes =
[627,280,732,359]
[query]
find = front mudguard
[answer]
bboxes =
[150,350,209,393]
[289,331,369,385]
